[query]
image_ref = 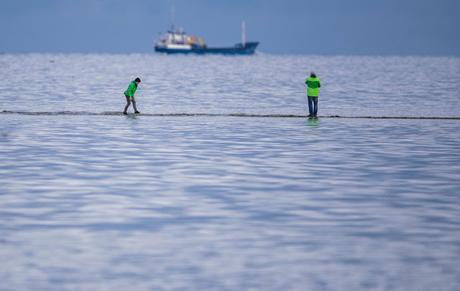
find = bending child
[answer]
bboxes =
[123,77,141,115]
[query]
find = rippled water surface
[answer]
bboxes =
[1,54,460,290]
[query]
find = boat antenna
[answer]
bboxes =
[242,21,246,47]
[170,4,176,32]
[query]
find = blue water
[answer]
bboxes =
[1,54,460,290]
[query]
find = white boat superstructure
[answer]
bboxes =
[155,29,206,51]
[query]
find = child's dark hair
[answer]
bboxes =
[135,77,141,83]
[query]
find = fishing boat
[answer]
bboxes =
[154,21,259,55]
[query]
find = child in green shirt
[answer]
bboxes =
[123,77,141,114]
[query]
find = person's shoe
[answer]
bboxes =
[307,114,313,118]
[134,111,140,114]
[123,112,128,115]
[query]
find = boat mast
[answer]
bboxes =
[241,21,246,47]
[170,4,176,32]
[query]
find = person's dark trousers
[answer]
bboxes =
[308,96,319,117]
[123,95,139,114]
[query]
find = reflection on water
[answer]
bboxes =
[1,115,459,290]
[1,54,460,290]
[306,117,320,126]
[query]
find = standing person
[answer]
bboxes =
[305,72,321,118]
[123,77,141,115]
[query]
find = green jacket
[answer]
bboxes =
[305,77,321,97]
[124,81,138,97]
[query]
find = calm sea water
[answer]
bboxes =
[1,54,460,290]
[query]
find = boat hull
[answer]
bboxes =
[155,42,259,55]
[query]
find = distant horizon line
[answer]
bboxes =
[1,51,459,58]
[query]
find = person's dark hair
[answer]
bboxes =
[310,72,316,78]
[135,77,141,83]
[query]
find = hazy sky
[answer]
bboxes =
[1,0,459,55]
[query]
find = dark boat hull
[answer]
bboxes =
[155,42,259,55]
